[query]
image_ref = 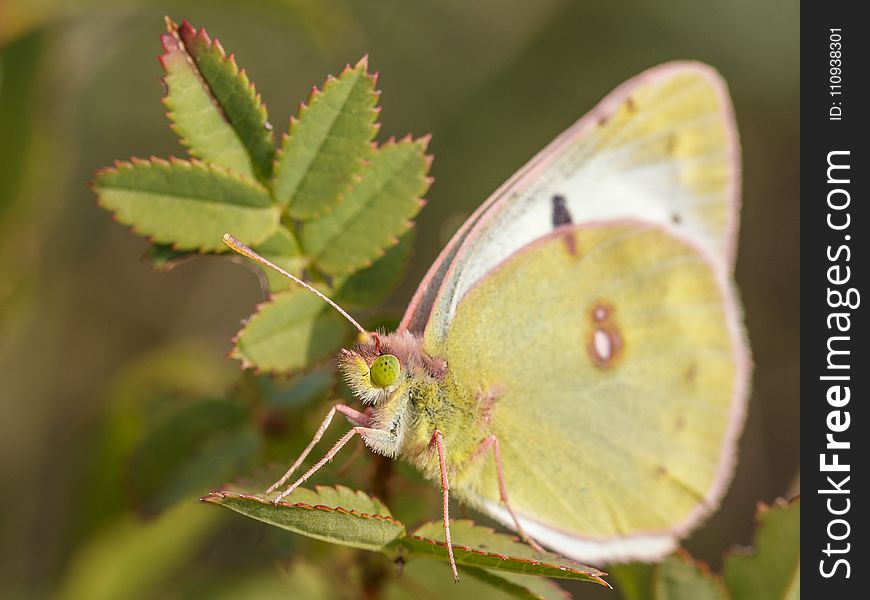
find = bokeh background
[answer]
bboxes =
[1,1,798,598]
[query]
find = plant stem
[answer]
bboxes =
[359,454,395,599]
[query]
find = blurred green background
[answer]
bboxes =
[1,0,798,598]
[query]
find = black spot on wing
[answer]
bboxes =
[551,194,573,228]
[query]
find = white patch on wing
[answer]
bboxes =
[592,330,612,362]
[445,160,716,323]
[482,501,677,563]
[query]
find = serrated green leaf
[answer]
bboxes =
[94,157,279,252]
[201,487,404,551]
[724,498,800,600]
[335,230,414,307]
[231,287,349,373]
[127,399,255,516]
[250,226,309,292]
[399,520,608,586]
[161,18,274,181]
[274,57,379,217]
[655,554,728,600]
[280,485,393,514]
[301,138,430,276]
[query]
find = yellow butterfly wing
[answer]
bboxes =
[410,62,741,352]
[444,222,749,562]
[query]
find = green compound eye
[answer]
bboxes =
[369,354,401,388]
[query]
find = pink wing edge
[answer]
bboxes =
[398,61,743,336]
[456,218,751,562]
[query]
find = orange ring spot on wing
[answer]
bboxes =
[587,300,624,369]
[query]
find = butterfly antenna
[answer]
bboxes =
[222,233,370,339]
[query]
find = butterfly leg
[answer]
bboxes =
[474,434,545,552]
[430,430,460,582]
[267,404,370,496]
[273,424,389,503]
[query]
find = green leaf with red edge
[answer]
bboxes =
[399,520,609,586]
[201,487,405,552]
[230,286,350,374]
[161,17,274,181]
[301,137,430,276]
[724,498,800,600]
[94,157,279,252]
[273,56,379,218]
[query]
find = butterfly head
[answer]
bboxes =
[339,338,405,405]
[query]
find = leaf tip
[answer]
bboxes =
[163,15,179,33]
[200,492,225,504]
[597,576,613,589]
[178,19,197,42]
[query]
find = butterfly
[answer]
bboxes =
[224,60,750,581]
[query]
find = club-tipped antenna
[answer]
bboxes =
[222,233,369,339]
